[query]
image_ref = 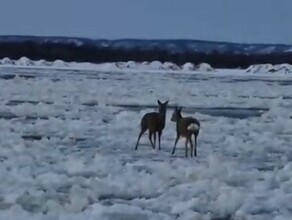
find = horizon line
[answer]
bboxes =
[0,34,291,47]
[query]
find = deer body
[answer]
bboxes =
[135,100,168,151]
[171,107,200,157]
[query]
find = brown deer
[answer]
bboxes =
[135,100,168,151]
[170,107,200,157]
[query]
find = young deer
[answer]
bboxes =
[170,107,200,157]
[135,100,168,151]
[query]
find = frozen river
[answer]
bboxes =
[0,66,292,219]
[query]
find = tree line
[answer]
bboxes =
[0,41,291,69]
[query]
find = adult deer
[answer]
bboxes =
[170,107,200,157]
[135,100,168,151]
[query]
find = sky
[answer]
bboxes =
[0,0,291,44]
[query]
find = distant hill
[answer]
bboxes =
[0,35,292,68]
[1,35,292,55]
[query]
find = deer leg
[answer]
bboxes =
[135,127,146,150]
[148,131,155,149]
[185,138,188,157]
[153,132,157,149]
[171,134,179,155]
[158,130,162,151]
[194,134,198,157]
[190,137,194,158]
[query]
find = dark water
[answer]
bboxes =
[112,104,268,119]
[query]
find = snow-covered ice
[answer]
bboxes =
[246,63,292,74]
[0,64,291,219]
[0,57,215,73]
[181,62,195,71]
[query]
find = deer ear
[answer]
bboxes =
[157,100,162,105]
[164,100,169,105]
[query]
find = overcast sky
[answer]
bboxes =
[0,0,291,44]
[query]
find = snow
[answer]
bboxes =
[246,63,292,74]
[52,59,68,68]
[0,57,214,73]
[15,57,33,66]
[196,63,215,72]
[181,62,195,71]
[0,65,292,219]
[149,60,163,70]
[125,61,137,68]
[0,57,14,65]
[162,62,180,70]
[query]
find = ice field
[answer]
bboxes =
[0,65,292,219]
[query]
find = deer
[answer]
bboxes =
[170,106,200,157]
[135,100,169,151]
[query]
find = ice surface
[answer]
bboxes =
[0,65,291,219]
